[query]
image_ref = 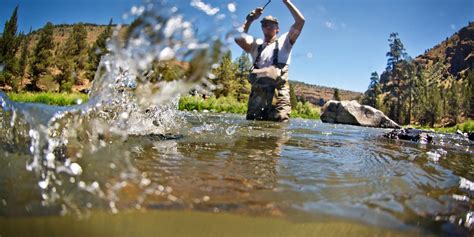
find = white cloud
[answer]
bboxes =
[325,21,336,30]
[450,24,456,30]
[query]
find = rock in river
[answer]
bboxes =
[320,100,400,128]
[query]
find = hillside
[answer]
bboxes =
[3,23,363,100]
[415,22,473,78]
[12,24,113,91]
[362,22,473,126]
[291,80,362,106]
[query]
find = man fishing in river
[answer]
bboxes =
[235,0,305,122]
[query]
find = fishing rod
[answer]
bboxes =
[262,0,272,10]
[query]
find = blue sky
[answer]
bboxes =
[1,0,473,92]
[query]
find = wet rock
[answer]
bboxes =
[383,128,433,144]
[321,100,400,128]
[469,132,474,141]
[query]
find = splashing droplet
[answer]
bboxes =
[38,180,49,189]
[158,47,175,61]
[227,3,236,13]
[70,163,83,176]
[225,125,237,135]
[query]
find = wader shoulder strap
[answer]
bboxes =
[252,40,280,69]
[253,44,265,69]
[272,40,279,66]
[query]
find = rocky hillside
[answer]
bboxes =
[415,22,473,78]
[291,80,362,106]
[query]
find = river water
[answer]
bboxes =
[0,0,473,236]
[0,107,472,236]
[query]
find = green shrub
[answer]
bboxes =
[7,92,88,106]
[179,95,320,120]
[290,101,320,119]
[410,120,474,133]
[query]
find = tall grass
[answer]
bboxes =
[179,95,320,120]
[6,92,88,106]
[179,96,247,114]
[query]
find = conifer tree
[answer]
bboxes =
[0,6,19,64]
[0,6,20,89]
[362,72,380,108]
[383,33,408,124]
[289,82,297,107]
[31,22,55,91]
[333,88,340,101]
[213,51,237,97]
[87,19,113,80]
[18,32,30,90]
[235,52,251,102]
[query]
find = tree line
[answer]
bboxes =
[361,32,473,127]
[0,6,303,109]
[0,6,113,92]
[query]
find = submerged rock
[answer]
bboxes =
[320,100,400,128]
[383,128,433,144]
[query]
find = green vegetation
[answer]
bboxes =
[6,92,88,106]
[179,95,320,120]
[361,31,472,129]
[411,120,474,133]
[179,96,247,114]
[290,101,321,119]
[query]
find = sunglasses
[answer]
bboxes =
[261,22,278,28]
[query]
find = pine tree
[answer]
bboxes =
[55,59,75,92]
[31,22,55,91]
[213,51,237,98]
[362,71,380,108]
[289,82,297,107]
[400,59,416,124]
[18,32,30,90]
[463,70,474,118]
[446,76,460,125]
[0,6,20,89]
[0,6,19,64]
[418,62,443,127]
[383,32,408,124]
[235,52,251,102]
[87,19,113,80]
[63,23,88,76]
[333,88,340,101]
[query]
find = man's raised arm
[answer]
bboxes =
[284,0,305,45]
[234,7,263,53]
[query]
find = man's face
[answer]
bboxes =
[261,21,279,37]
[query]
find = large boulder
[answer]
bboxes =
[320,100,400,128]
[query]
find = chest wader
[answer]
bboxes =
[247,41,291,122]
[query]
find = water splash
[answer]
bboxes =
[0,0,240,214]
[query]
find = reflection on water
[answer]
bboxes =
[1,106,473,235]
[1,112,473,236]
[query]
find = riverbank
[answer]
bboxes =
[179,95,321,120]
[5,92,473,132]
[410,120,474,133]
